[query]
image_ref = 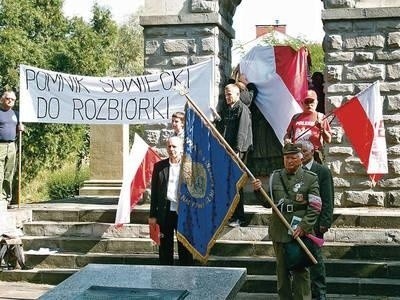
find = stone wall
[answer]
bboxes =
[139,0,238,150]
[137,0,400,207]
[323,0,400,207]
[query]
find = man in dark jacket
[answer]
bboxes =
[300,140,334,300]
[216,83,252,227]
[148,136,193,266]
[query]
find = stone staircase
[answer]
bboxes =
[1,197,400,298]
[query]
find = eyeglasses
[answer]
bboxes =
[4,97,15,101]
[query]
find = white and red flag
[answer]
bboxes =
[334,81,388,184]
[239,45,309,144]
[115,133,161,225]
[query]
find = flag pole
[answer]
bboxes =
[292,111,336,143]
[176,85,317,265]
[17,127,22,208]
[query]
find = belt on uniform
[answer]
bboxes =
[0,141,14,143]
[278,203,307,213]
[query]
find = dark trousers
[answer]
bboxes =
[231,188,245,221]
[310,231,327,297]
[159,210,193,266]
[231,151,246,222]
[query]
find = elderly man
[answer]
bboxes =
[216,83,252,227]
[284,90,331,163]
[253,143,321,300]
[300,140,334,300]
[0,91,23,208]
[149,136,193,266]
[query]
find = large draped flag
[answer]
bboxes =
[333,81,388,184]
[177,104,248,262]
[115,133,161,225]
[239,45,309,144]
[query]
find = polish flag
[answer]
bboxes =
[239,45,309,144]
[115,133,161,225]
[334,81,388,184]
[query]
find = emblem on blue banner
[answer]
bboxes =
[177,104,247,262]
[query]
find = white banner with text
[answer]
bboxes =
[20,59,214,124]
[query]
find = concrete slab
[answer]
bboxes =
[39,264,247,300]
[0,281,54,300]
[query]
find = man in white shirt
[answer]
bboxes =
[149,136,193,265]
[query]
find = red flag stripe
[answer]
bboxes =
[274,46,309,104]
[335,97,374,168]
[130,147,160,207]
[115,134,161,225]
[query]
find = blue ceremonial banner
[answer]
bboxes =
[177,104,248,262]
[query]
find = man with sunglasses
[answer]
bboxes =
[0,91,23,209]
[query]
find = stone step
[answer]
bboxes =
[1,268,399,297]
[28,204,400,229]
[23,222,151,238]
[21,236,400,260]
[0,268,76,285]
[79,180,122,196]
[22,221,400,245]
[242,275,400,297]
[23,252,400,280]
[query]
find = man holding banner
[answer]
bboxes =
[253,143,321,300]
[149,136,193,266]
[0,91,23,208]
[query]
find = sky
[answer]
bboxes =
[63,0,324,42]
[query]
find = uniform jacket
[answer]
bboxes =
[309,161,334,229]
[268,166,321,243]
[149,158,171,227]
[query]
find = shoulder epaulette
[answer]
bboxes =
[304,169,318,177]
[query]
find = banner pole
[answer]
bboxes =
[17,128,22,208]
[292,111,335,143]
[176,85,317,265]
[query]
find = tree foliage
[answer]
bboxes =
[0,0,121,185]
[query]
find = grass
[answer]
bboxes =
[20,162,89,204]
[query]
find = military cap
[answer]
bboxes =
[283,143,302,155]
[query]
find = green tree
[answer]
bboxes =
[0,0,118,189]
[109,10,144,76]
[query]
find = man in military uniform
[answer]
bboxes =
[300,140,334,300]
[253,143,321,300]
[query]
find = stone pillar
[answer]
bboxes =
[322,0,400,207]
[80,125,129,196]
[140,0,240,116]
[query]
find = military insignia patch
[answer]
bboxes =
[295,193,306,204]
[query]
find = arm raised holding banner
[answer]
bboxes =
[174,82,318,267]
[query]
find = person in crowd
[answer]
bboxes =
[171,111,185,139]
[228,68,257,107]
[284,90,331,164]
[300,140,334,300]
[310,72,325,114]
[149,136,193,266]
[216,83,252,227]
[0,90,23,209]
[253,143,321,299]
